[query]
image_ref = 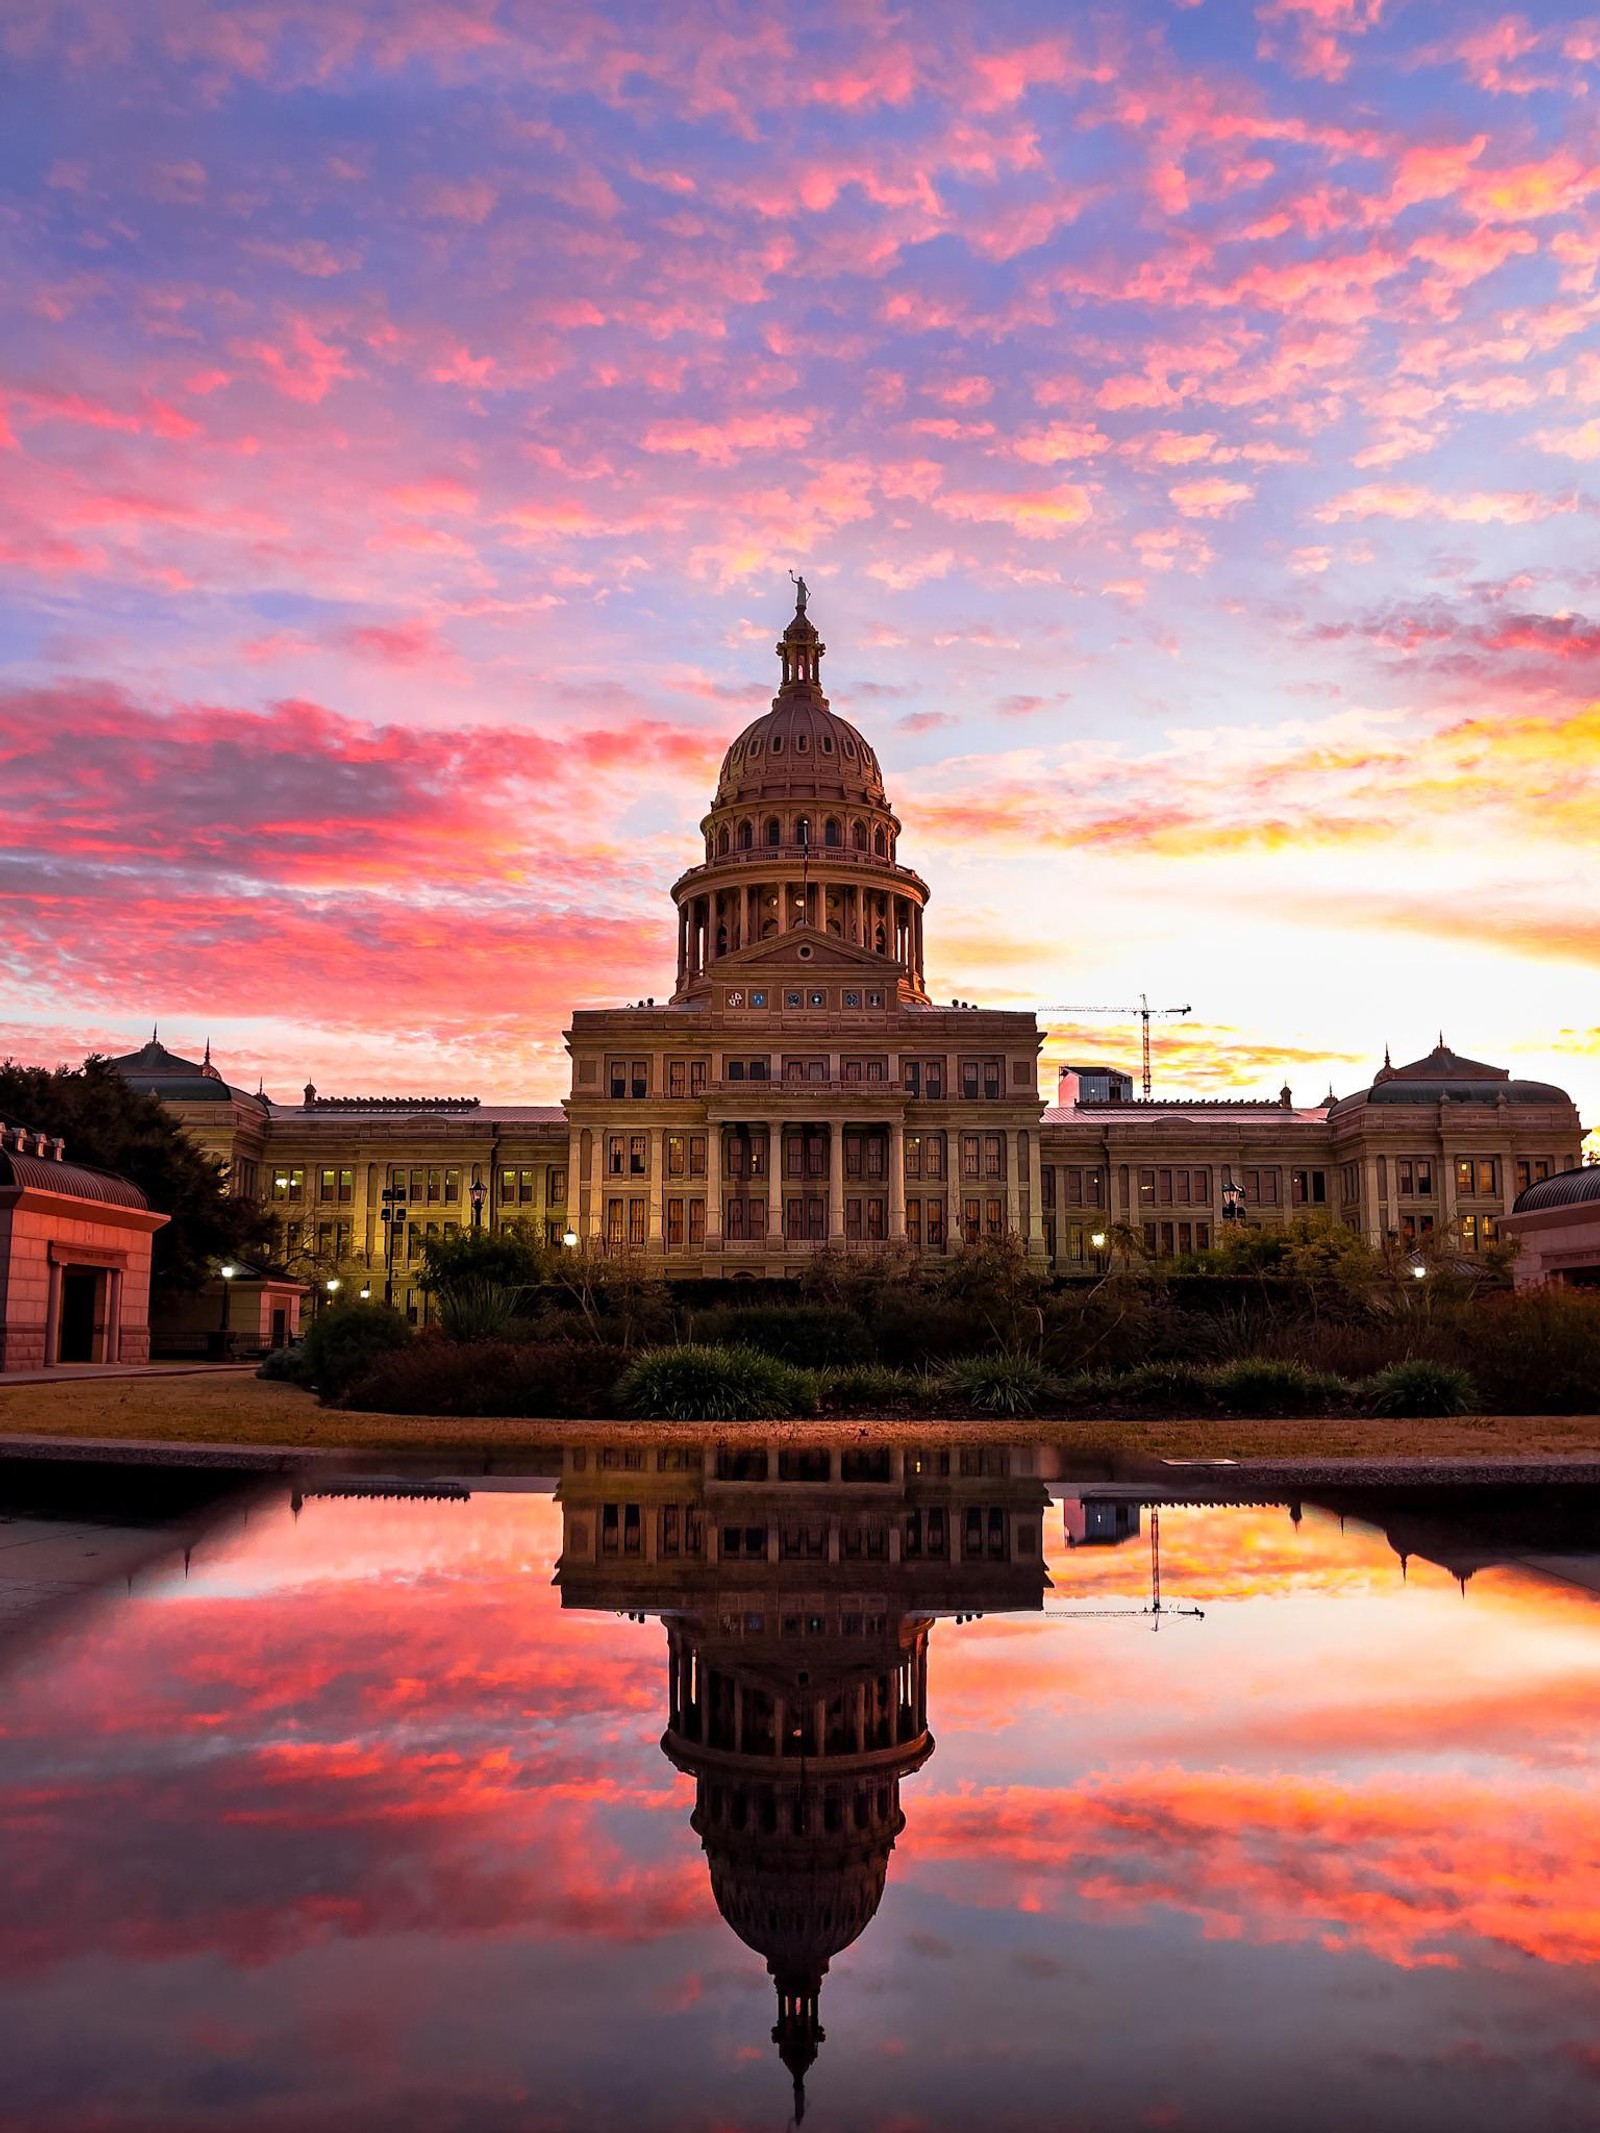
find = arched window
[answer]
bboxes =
[717,825,731,855]
[824,817,841,847]
[738,818,754,850]
[874,921,887,955]
[716,923,728,956]
[852,820,868,851]
[795,815,811,847]
[873,824,887,857]
[765,817,781,847]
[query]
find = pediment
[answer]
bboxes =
[714,928,894,975]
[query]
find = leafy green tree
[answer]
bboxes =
[417,1220,554,1295]
[0,1056,273,1296]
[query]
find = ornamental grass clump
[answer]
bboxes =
[940,1350,1052,1417]
[818,1363,925,1414]
[1098,1360,1216,1414]
[297,1300,409,1398]
[1203,1357,1347,1417]
[1365,1358,1479,1418]
[619,1342,820,1421]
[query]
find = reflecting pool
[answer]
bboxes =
[2,1442,1599,2131]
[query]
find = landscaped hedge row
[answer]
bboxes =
[294,1282,1600,1420]
[336,1338,1484,1422]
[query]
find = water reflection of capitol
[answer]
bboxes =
[555,1439,1051,2118]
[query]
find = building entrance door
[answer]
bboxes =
[58,1269,101,1363]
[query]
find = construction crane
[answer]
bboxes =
[1044,1510,1205,1630]
[1036,992,1191,1097]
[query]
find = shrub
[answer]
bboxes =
[689,1303,872,1367]
[1365,1358,1479,1418]
[819,1363,925,1413]
[1462,1287,1600,1414]
[256,1339,304,1383]
[343,1337,625,1417]
[299,1301,409,1398]
[1105,1360,1217,1414]
[940,1350,1052,1417]
[1204,1357,1347,1416]
[435,1277,526,1345]
[619,1342,820,1421]
[872,1298,992,1366]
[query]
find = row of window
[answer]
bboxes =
[1346,1156,1562,1205]
[272,1165,568,1208]
[707,813,892,856]
[587,1502,1028,1564]
[600,1194,999,1247]
[606,1054,1024,1098]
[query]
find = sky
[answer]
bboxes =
[2,1486,1599,2128]
[1,0,1598,1119]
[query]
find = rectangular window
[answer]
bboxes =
[688,1199,706,1246]
[547,1165,567,1204]
[926,1197,946,1247]
[605,1198,624,1246]
[689,1134,707,1178]
[319,1168,337,1203]
[961,1133,981,1181]
[273,1167,305,1201]
[607,1134,626,1177]
[444,1167,461,1202]
[690,1060,708,1095]
[962,1197,982,1243]
[984,1133,1003,1179]
[1291,1169,1327,1206]
[667,1134,686,1178]
[666,1198,685,1247]
[1516,1158,1553,1193]
[629,1134,648,1176]
[628,1197,647,1247]
[985,1197,1005,1238]
[668,1060,686,1098]
[906,1199,922,1247]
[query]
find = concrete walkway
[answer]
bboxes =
[0,1363,259,1388]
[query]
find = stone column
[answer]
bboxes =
[1006,1128,1023,1236]
[705,1123,723,1248]
[44,1260,61,1366]
[648,1127,664,1249]
[1363,1153,1384,1247]
[587,1126,604,1244]
[888,1121,906,1240]
[1025,1128,1046,1256]
[828,1118,845,1240]
[766,1123,783,1245]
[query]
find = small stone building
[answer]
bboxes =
[1498,1167,1600,1289]
[0,1125,168,1370]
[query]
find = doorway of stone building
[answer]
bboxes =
[58,1268,102,1364]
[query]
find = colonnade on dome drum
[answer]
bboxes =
[673,855,928,1000]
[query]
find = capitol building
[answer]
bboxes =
[115,588,1584,1318]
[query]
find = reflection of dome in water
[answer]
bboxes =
[663,1619,933,2122]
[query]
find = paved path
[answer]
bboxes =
[0,1363,259,1386]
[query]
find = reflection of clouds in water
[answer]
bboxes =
[0,1472,1597,2129]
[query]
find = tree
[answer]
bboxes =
[0,1056,274,1297]
[417,1220,554,1296]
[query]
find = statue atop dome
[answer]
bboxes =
[789,569,808,613]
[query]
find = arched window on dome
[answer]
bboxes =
[717,825,731,855]
[852,819,868,851]
[795,730,809,752]
[770,732,784,754]
[873,824,888,857]
[795,815,811,848]
[764,816,781,847]
[738,818,753,850]
[824,816,841,847]
[820,732,834,753]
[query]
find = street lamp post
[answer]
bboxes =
[470,1175,487,1230]
[219,1262,237,1351]
[1221,1174,1246,1225]
[380,1181,408,1307]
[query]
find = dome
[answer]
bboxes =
[712,584,890,812]
[715,697,887,810]
[1513,1165,1600,1214]
[1328,1042,1574,1116]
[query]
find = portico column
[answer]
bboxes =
[828,1118,845,1240]
[587,1126,604,1243]
[705,1123,723,1248]
[648,1127,664,1249]
[44,1260,61,1366]
[1005,1129,1022,1237]
[1025,1128,1045,1256]
[767,1124,783,1243]
[888,1121,906,1240]
[1363,1153,1384,1247]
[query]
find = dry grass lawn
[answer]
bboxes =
[1,1367,1598,1463]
